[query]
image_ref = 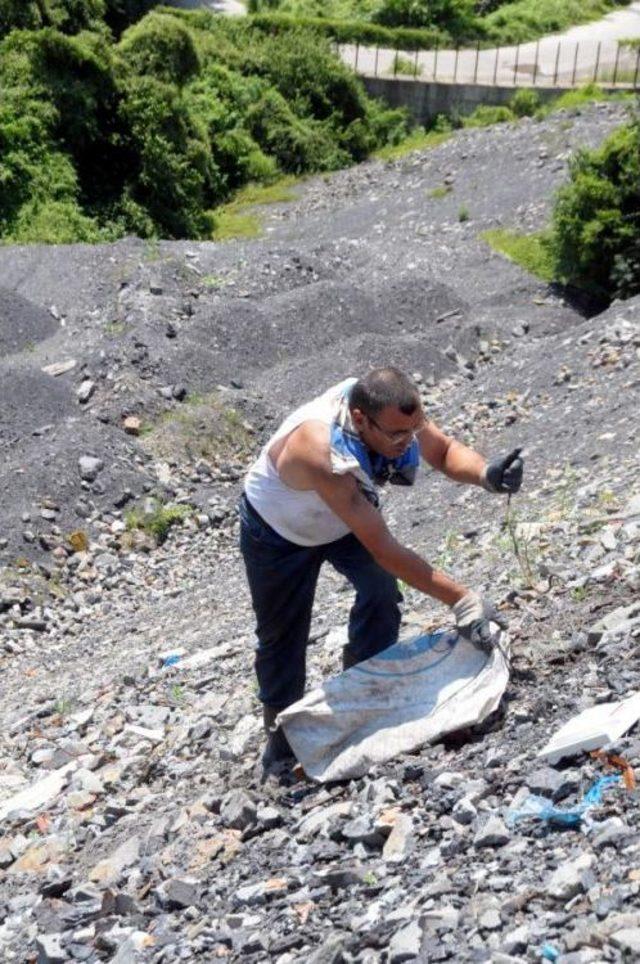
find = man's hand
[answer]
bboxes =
[482,448,524,494]
[452,592,508,653]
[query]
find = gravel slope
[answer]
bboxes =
[1,102,640,964]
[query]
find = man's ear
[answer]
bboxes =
[351,407,366,430]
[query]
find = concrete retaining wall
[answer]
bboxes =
[361,76,610,124]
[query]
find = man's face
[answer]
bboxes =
[351,404,424,458]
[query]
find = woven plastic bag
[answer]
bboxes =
[278,627,510,782]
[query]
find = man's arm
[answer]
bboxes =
[308,458,468,608]
[417,420,485,486]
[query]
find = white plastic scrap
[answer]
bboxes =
[538,692,640,765]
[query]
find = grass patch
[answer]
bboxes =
[458,205,470,222]
[141,391,254,465]
[481,229,556,282]
[125,501,192,545]
[374,128,451,162]
[428,185,452,199]
[211,177,299,242]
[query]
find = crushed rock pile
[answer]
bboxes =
[1,101,640,962]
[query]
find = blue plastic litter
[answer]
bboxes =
[506,775,621,828]
[540,944,559,961]
[163,654,181,667]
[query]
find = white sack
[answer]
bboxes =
[278,628,510,782]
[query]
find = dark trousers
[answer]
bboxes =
[239,494,401,710]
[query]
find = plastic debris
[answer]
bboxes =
[540,945,559,961]
[163,654,181,667]
[506,775,621,828]
[590,749,637,790]
[537,692,640,765]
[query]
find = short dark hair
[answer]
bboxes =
[350,367,420,417]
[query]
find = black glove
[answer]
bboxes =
[482,447,524,495]
[452,592,508,654]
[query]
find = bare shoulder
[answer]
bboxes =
[287,419,331,470]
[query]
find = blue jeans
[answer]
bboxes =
[239,494,401,710]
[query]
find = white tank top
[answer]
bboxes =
[244,380,355,546]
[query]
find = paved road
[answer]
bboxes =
[340,2,640,87]
[168,0,246,15]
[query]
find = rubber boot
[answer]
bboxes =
[342,645,360,671]
[262,705,295,774]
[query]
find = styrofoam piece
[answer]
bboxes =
[538,692,640,765]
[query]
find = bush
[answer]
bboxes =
[374,0,477,38]
[510,87,540,117]
[249,12,448,50]
[119,11,201,85]
[118,75,219,237]
[463,104,515,127]
[549,121,640,300]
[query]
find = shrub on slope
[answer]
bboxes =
[550,119,640,300]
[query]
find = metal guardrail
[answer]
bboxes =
[338,39,640,89]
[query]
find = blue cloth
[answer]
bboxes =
[239,494,401,709]
[329,382,419,506]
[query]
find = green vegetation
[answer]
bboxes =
[391,52,422,75]
[458,204,470,221]
[0,6,408,244]
[140,391,255,465]
[373,127,451,160]
[548,120,640,300]
[481,229,555,282]
[125,500,192,544]
[429,184,452,198]
[211,177,299,240]
[483,112,640,306]
[482,0,631,46]
[249,0,632,46]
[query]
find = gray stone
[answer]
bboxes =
[527,767,579,802]
[473,815,510,849]
[610,927,640,954]
[389,920,422,962]
[36,933,67,964]
[76,380,95,404]
[78,456,104,483]
[548,854,594,901]
[592,816,630,850]
[157,876,199,910]
[220,789,257,830]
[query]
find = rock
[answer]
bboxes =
[526,767,580,802]
[78,456,104,483]
[610,928,640,954]
[123,416,141,436]
[36,933,67,963]
[389,920,422,962]
[587,601,640,644]
[548,854,595,901]
[592,817,630,849]
[89,835,140,886]
[42,359,76,377]
[76,380,95,403]
[0,763,76,822]
[382,812,414,862]
[156,876,199,910]
[220,789,257,830]
[473,815,510,849]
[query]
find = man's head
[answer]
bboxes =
[350,367,424,458]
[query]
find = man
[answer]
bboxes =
[240,368,523,772]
